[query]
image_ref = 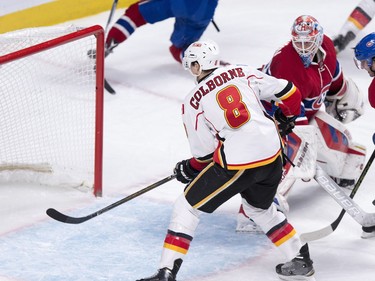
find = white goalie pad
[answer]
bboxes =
[278,125,318,196]
[325,78,365,124]
[309,111,366,180]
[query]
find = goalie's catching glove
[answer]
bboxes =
[174,159,200,184]
[274,108,297,137]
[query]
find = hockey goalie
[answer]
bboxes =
[237,15,368,237]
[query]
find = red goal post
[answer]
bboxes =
[0,25,104,196]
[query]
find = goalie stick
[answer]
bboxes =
[313,164,375,226]
[301,133,375,242]
[46,174,176,224]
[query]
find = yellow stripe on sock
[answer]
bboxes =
[274,229,296,247]
[163,243,188,255]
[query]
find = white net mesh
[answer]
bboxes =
[0,25,100,189]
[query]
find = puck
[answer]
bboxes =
[373,199,375,206]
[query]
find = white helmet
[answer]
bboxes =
[291,15,323,68]
[182,40,220,75]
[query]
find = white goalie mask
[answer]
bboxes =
[182,40,220,76]
[291,15,324,68]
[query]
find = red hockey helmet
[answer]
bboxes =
[291,15,323,67]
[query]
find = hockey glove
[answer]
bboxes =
[274,108,297,137]
[174,159,200,184]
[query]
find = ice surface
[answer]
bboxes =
[1,0,375,280]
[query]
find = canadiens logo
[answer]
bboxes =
[366,39,375,47]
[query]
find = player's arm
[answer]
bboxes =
[174,104,215,184]
[254,70,302,136]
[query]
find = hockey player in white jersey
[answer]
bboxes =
[136,40,316,281]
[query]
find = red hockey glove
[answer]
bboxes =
[174,159,200,184]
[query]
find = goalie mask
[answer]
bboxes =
[182,40,220,76]
[354,32,375,70]
[291,15,323,68]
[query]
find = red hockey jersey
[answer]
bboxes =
[263,35,345,122]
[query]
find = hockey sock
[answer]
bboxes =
[106,3,147,47]
[169,45,183,63]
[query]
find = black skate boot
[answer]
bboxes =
[276,244,315,281]
[135,268,175,281]
[332,177,355,190]
[136,259,182,281]
[333,31,356,53]
[362,225,375,239]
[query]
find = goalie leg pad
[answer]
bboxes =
[276,125,317,197]
[310,111,366,180]
[160,195,201,270]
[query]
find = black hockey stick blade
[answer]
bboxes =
[104,78,116,94]
[46,208,92,224]
[46,174,176,224]
[301,133,375,242]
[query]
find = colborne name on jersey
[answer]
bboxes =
[190,67,245,109]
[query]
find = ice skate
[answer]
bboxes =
[361,225,375,239]
[136,268,175,281]
[333,31,355,53]
[276,244,315,281]
[331,177,355,190]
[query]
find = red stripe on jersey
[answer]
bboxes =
[190,157,210,171]
[225,149,281,170]
[195,111,204,130]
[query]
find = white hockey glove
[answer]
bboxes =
[325,78,364,124]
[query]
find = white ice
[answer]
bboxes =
[1,0,375,280]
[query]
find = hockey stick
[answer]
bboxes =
[211,19,220,32]
[102,0,119,94]
[104,78,116,94]
[312,164,375,227]
[105,0,119,35]
[46,174,176,224]
[301,134,375,242]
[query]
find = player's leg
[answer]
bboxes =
[136,163,241,281]
[237,126,318,232]
[239,157,315,280]
[106,0,172,56]
[334,0,375,52]
[168,0,218,62]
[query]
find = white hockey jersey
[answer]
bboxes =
[182,65,300,170]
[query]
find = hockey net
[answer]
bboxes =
[0,25,104,196]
